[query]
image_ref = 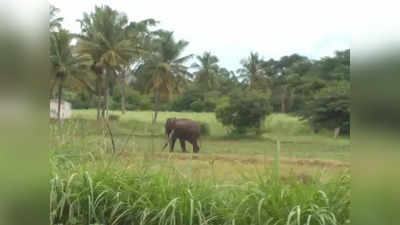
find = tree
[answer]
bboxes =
[49,4,63,32]
[214,68,240,95]
[237,52,268,89]
[139,31,192,123]
[216,89,272,134]
[192,52,219,91]
[263,54,313,113]
[117,18,157,114]
[300,81,350,137]
[76,5,142,119]
[313,49,350,81]
[50,29,91,121]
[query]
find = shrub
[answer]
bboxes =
[196,121,210,136]
[65,91,95,109]
[190,100,204,112]
[300,81,350,136]
[111,89,153,111]
[216,89,272,135]
[171,87,203,112]
[264,113,312,135]
[171,87,217,112]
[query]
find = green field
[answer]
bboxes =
[72,110,350,159]
[51,110,350,225]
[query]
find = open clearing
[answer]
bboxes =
[56,110,350,180]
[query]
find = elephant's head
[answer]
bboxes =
[162,118,177,150]
[165,117,177,137]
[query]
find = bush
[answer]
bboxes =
[65,91,95,109]
[196,121,210,136]
[264,114,312,135]
[190,100,204,112]
[171,87,217,112]
[300,81,350,136]
[171,87,203,112]
[216,89,272,135]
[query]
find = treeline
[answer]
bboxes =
[50,5,350,135]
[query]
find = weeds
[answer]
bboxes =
[50,164,350,225]
[50,115,350,225]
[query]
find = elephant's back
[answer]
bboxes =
[174,119,200,138]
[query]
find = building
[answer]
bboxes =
[50,99,72,119]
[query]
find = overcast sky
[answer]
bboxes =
[49,0,350,71]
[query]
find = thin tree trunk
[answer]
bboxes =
[152,91,160,124]
[96,78,101,120]
[50,79,57,99]
[97,96,101,120]
[334,127,341,138]
[105,85,109,118]
[119,78,126,114]
[280,86,287,113]
[280,94,286,113]
[102,73,109,119]
[121,89,126,114]
[57,78,63,121]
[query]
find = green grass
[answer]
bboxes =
[50,110,351,225]
[51,161,350,225]
[71,110,350,161]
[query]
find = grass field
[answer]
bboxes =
[72,109,350,160]
[50,110,350,225]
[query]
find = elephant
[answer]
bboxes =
[162,118,201,153]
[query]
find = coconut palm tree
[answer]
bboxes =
[76,5,142,119]
[237,52,267,89]
[192,52,219,91]
[50,29,91,121]
[117,19,158,114]
[139,31,192,123]
[49,4,63,32]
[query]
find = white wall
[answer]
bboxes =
[50,100,72,119]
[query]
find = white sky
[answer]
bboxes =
[49,0,351,71]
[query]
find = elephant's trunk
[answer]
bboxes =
[162,129,174,150]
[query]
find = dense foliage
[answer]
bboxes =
[216,90,272,134]
[302,81,350,136]
[49,4,350,134]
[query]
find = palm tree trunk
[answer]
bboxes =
[121,90,126,114]
[50,79,57,99]
[97,96,101,120]
[105,85,109,117]
[96,78,101,120]
[152,91,160,124]
[57,78,63,121]
[102,74,109,119]
[119,78,126,114]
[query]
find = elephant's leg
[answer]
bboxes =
[191,139,200,153]
[179,138,187,153]
[170,137,177,152]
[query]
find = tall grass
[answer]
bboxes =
[50,161,350,225]
[50,116,350,225]
[263,114,312,136]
